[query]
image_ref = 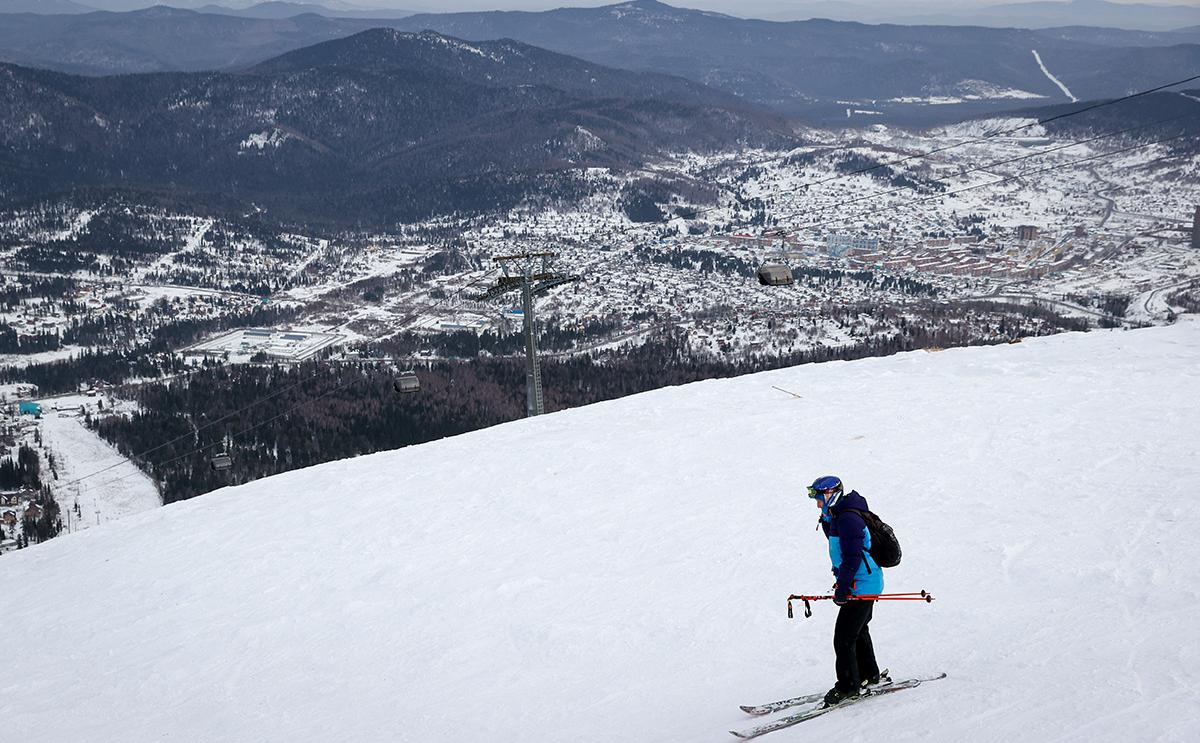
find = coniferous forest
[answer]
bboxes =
[92,300,1088,504]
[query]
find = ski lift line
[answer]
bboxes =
[784,127,1198,237]
[772,113,1200,230]
[59,267,497,496]
[675,71,1200,226]
[75,271,499,490]
[53,363,333,493]
[987,72,1200,136]
[88,365,373,493]
[83,370,362,494]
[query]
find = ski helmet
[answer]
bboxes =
[808,475,844,508]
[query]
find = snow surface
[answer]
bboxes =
[888,80,1046,105]
[39,408,161,530]
[4,321,1200,741]
[1031,49,1078,103]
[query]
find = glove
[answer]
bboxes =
[833,585,851,606]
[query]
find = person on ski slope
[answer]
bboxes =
[809,475,889,707]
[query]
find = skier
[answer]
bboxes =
[808,475,888,707]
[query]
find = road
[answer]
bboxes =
[1129,276,1200,323]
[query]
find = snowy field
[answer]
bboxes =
[2,320,1200,741]
[39,407,161,529]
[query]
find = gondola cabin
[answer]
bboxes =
[210,453,232,472]
[757,264,794,286]
[394,372,420,394]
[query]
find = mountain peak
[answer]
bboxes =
[251,27,503,72]
[609,0,682,16]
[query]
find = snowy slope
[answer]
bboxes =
[39,411,161,530]
[4,321,1200,741]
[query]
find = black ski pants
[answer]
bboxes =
[833,599,879,693]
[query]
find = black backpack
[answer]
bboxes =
[844,508,902,568]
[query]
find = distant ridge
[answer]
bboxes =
[385,0,1200,123]
[193,1,416,20]
[968,0,1200,32]
[0,6,380,75]
[772,0,1200,31]
[3,1,1200,124]
[0,28,791,225]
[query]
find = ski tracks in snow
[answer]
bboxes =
[1031,49,1078,102]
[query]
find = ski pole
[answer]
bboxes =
[787,591,935,619]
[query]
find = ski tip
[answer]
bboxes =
[729,732,752,739]
[739,705,766,715]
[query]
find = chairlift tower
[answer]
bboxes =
[476,252,580,417]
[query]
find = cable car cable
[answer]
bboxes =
[57,269,497,493]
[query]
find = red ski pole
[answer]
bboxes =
[787,591,935,618]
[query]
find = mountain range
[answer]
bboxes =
[192,1,416,19]
[0,29,791,226]
[8,1,1200,32]
[2,2,1199,125]
[384,0,1200,123]
[0,6,379,74]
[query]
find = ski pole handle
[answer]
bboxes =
[855,593,936,602]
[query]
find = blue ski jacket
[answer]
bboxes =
[821,490,884,597]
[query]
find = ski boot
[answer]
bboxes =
[861,668,892,692]
[821,685,863,708]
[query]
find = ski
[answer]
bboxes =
[739,671,941,716]
[730,673,946,739]
[738,690,826,716]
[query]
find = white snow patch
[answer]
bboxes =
[419,31,501,61]
[572,126,606,152]
[1032,49,1078,102]
[239,129,290,151]
[889,80,1048,105]
[48,209,94,241]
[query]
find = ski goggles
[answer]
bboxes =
[807,486,837,500]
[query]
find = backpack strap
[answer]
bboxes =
[842,508,873,574]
